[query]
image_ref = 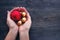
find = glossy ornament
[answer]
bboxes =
[17,20,22,26]
[10,10,21,21]
[22,17,27,23]
[21,12,27,17]
[10,7,27,26]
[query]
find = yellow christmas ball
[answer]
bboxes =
[17,20,22,26]
[22,17,27,23]
[21,12,27,17]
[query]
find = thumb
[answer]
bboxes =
[7,11,11,19]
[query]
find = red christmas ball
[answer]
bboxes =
[10,10,21,21]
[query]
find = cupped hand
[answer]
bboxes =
[6,7,20,30]
[7,7,32,32]
[19,7,32,32]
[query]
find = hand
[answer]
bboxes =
[19,7,32,32]
[5,7,20,40]
[6,7,32,40]
[7,7,20,30]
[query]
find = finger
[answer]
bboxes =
[22,7,28,14]
[21,7,31,19]
[7,11,10,19]
[27,12,31,20]
[10,7,20,12]
[19,7,28,13]
[20,7,23,8]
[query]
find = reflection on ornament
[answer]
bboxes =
[22,17,27,23]
[17,20,22,26]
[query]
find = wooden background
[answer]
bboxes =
[0,0,60,40]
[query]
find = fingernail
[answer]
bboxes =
[20,7,23,8]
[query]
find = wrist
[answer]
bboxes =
[20,30,29,33]
[5,27,18,40]
[19,29,29,33]
[19,30,29,40]
[19,27,29,33]
[19,29,29,35]
[9,27,18,33]
[19,31,29,37]
[10,26,18,30]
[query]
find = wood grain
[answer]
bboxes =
[0,0,60,40]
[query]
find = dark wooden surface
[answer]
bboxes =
[0,0,60,40]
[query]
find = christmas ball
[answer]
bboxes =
[17,20,22,26]
[21,12,27,17]
[10,10,22,21]
[10,7,28,26]
[22,17,27,23]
